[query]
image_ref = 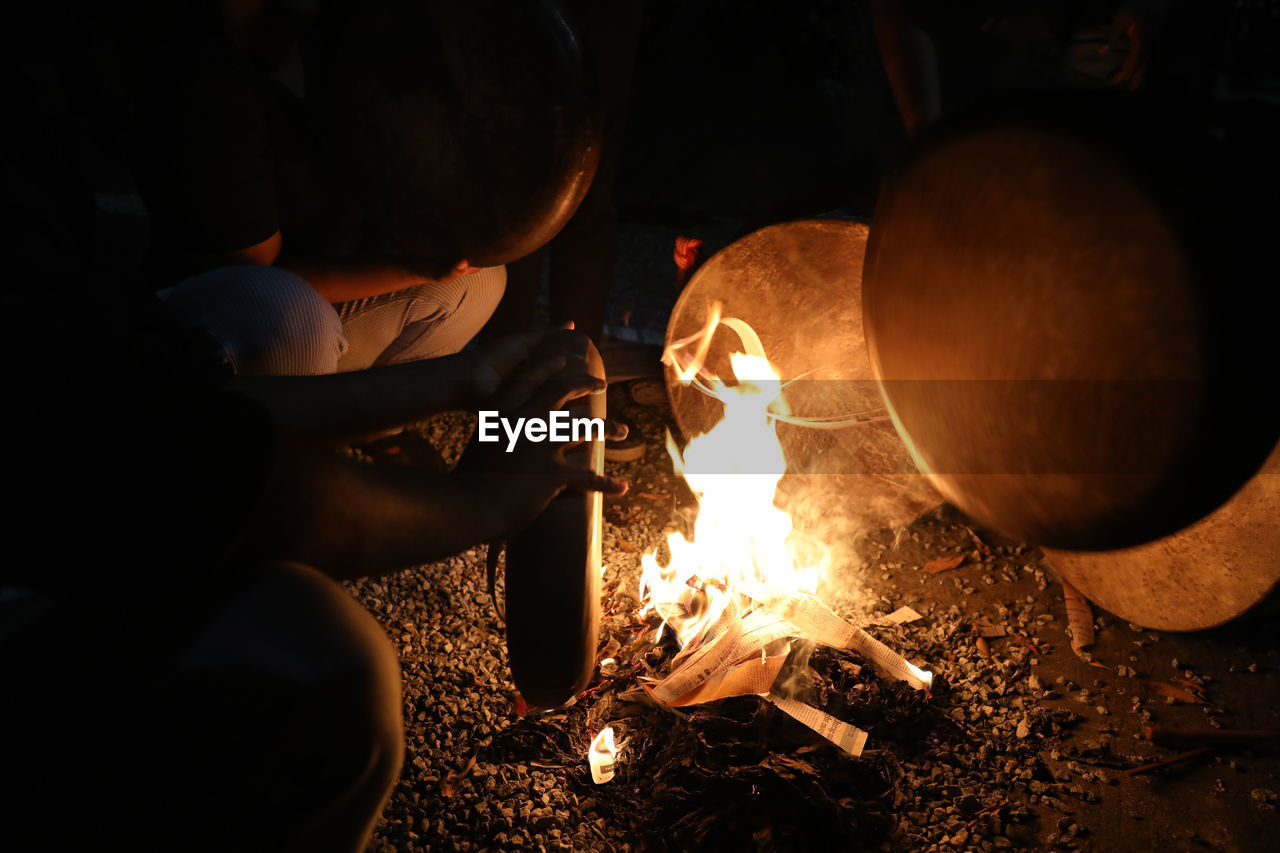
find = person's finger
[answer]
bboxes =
[1110,15,1146,89]
[559,467,628,496]
[551,418,627,455]
[478,326,587,387]
[1127,58,1147,91]
[500,326,555,354]
[1112,44,1142,86]
[530,327,590,362]
[482,327,554,370]
[491,355,569,411]
[1106,10,1133,51]
[520,372,606,417]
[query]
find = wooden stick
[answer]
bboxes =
[1144,726,1280,746]
[1124,747,1211,776]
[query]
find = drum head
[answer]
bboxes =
[1045,439,1280,631]
[664,219,940,534]
[324,0,597,268]
[862,96,1279,550]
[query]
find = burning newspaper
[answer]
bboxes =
[633,304,932,754]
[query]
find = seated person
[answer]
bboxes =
[5,273,625,853]
[132,0,597,375]
[2,4,621,849]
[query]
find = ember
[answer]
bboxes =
[588,727,618,783]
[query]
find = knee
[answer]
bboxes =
[162,265,346,376]
[188,560,404,742]
[266,565,404,848]
[373,265,508,364]
[5,564,404,850]
[182,563,404,846]
[274,563,404,772]
[470,263,507,315]
[449,263,507,348]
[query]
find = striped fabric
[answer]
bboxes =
[160,264,505,376]
[336,264,505,371]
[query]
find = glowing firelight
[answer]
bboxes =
[642,321,824,652]
[640,303,933,704]
[588,727,617,784]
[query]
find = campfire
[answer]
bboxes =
[594,302,931,765]
[348,307,1266,849]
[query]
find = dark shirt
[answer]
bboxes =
[132,33,351,286]
[3,56,273,598]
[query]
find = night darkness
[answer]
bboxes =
[3,2,1279,852]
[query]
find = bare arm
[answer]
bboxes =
[281,239,473,304]
[869,0,940,137]
[209,226,457,303]
[227,348,626,581]
[229,439,506,580]
[227,326,588,440]
[282,255,435,303]
[228,354,479,440]
[201,229,284,269]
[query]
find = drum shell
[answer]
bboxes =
[862,94,1280,549]
[505,343,605,709]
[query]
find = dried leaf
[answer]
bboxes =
[1062,580,1095,654]
[610,504,642,525]
[963,526,993,558]
[1170,676,1207,695]
[1124,747,1211,776]
[1008,633,1039,655]
[596,636,621,664]
[836,660,863,678]
[441,753,477,798]
[766,754,820,777]
[924,555,964,574]
[873,606,923,626]
[1149,681,1206,704]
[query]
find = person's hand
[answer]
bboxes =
[454,332,627,537]
[462,323,595,406]
[1106,5,1148,91]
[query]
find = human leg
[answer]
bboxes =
[0,562,403,852]
[160,265,348,375]
[335,264,506,371]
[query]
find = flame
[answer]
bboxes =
[641,314,827,653]
[635,301,932,728]
[905,660,934,689]
[588,726,617,784]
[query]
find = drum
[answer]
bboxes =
[664,220,941,536]
[862,94,1279,550]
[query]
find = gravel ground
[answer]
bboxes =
[346,390,1278,852]
[338,3,1280,846]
